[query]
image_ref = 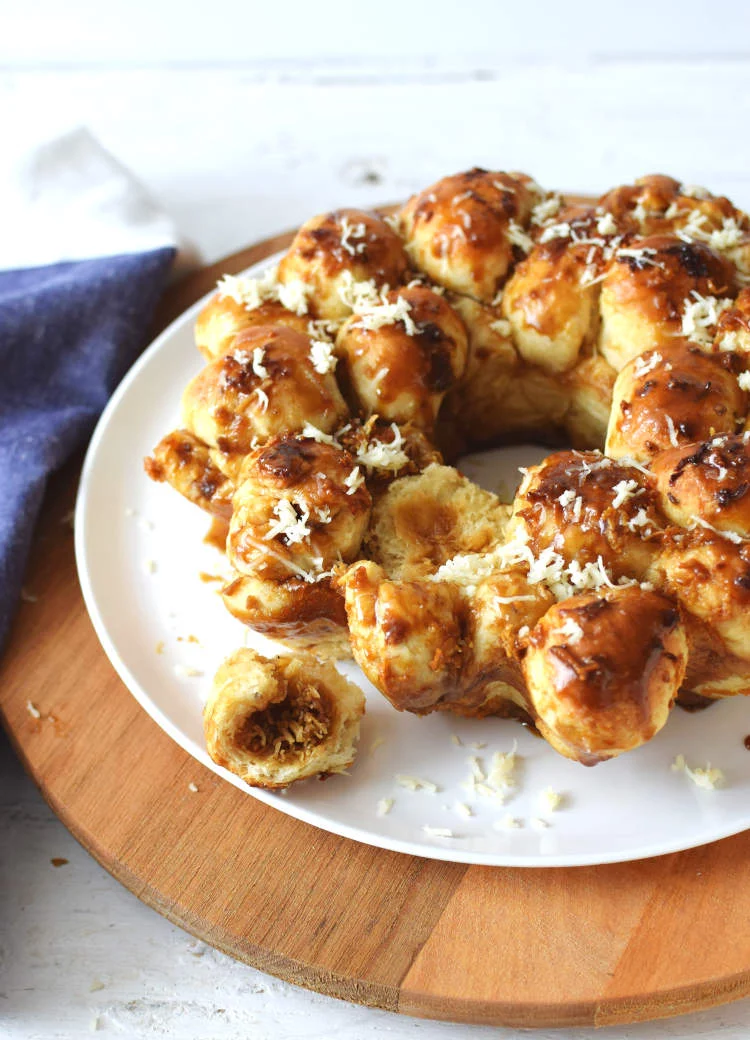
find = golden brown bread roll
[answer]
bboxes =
[195,294,310,361]
[599,234,736,372]
[276,209,409,320]
[228,435,372,584]
[651,434,750,537]
[144,429,235,518]
[181,325,349,469]
[509,450,665,582]
[221,571,350,659]
[336,285,468,432]
[399,168,539,301]
[606,342,745,463]
[204,648,365,787]
[521,586,688,763]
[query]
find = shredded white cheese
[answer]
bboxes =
[665,414,680,448]
[454,802,473,819]
[26,700,41,719]
[344,466,365,495]
[376,797,394,816]
[188,782,199,793]
[671,754,725,789]
[490,318,513,337]
[556,617,584,645]
[254,387,270,412]
[611,479,645,509]
[339,216,367,256]
[355,424,409,472]
[738,371,750,391]
[530,194,561,226]
[395,774,439,793]
[300,423,336,445]
[540,787,563,812]
[680,291,734,348]
[634,352,663,378]
[251,347,268,378]
[689,516,745,544]
[422,826,455,838]
[507,220,534,253]
[217,266,311,317]
[309,339,337,374]
[265,498,312,544]
[494,815,523,830]
[355,294,417,336]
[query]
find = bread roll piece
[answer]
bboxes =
[522,586,688,764]
[399,168,539,301]
[205,648,365,788]
[195,295,309,361]
[336,285,467,431]
[599,234,736,373]
[182,325,349,470]
[606,342,744,464]
[144,429,235,518]
[651,433,750,537]
[277,209,409,321]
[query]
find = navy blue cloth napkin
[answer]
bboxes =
[0,247,175,651]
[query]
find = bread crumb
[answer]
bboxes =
[155,640,165,655]
[174,665,204,679]
[540,787,564,812]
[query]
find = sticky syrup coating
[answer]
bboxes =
[716,287,750,355]
[221,571,350,660]
[606,342,745,464]
[181,325,349,468]
[336,285,468,432]
[599,234,736,372]
[654,527,750,662]
[228,436,372,583]
[204,648,364,787]
[521,586,688,764]
[195,295,311,361]
[651,434,750,537]
[366,463,510,581]
[338,560,467,714]
[398,168,538,302]
[509,450,665,582]
[144,429,235,518]
[276,209,410,321]
[501,235,601,374]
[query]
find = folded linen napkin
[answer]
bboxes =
[0,127,189,651]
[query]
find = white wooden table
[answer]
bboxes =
[2,3,750,1035]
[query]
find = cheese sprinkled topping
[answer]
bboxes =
[252,347,268,379]
[344,466,365,495]
[634,352,663,378]
[611,479,644,509]
[680,291,733,347]
[671,754,725,789]
[300,423,336,445]
[265,498,312,544]
[665,414,680,448]
[396,774,439,793]
[355,294,417,335]
[253,387,270,412]
[556,617,583,645]
[689,516,745,544]
[355,423,409,472]
[530,194,562,226]
[738,371,750,391]
[507,221,534,253]
[217,266,311,317]
[339,216,367,256]
[309,339,337,374]
[26,700,41,719]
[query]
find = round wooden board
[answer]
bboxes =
[3,219,750,1030]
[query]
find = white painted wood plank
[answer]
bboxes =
[2,0,749,67]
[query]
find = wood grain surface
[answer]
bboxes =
[2,222,750,1029]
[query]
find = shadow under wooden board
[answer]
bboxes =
[2,212,750,1029]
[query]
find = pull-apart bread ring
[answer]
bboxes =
[146,169,750,785]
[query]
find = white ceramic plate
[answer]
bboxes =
[75,254,750,868]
